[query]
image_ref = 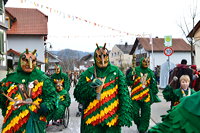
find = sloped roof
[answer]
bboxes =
[80,54,93,61]
[47,51,62,62]
[130,37,191,54]
[5,7,48,35]
[116,44,133,54]
[187,20,200,37]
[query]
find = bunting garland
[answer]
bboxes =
[19,0,148,38]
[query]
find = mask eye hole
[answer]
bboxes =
[21,55,26,61]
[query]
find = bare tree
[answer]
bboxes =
[178,0,199,64]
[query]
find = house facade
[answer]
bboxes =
[5,7,48,71]
[130,37,192,70]
[109,43,133,72]
[187,20,200,69]
[0,0,8,80]
[46,51,62,74]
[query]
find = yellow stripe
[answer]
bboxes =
[84,85,118,114]
[2,110,29,133]
[86,77,91,82]
[144,94,150,102]
[132,89,149,100]
[29,98,42,111]
[85,99,119,125]
[32,82,43,92]
[107,115,118,127]
[7,85,17,93]
[131,84,142,94]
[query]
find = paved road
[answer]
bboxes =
[0,86,170,133]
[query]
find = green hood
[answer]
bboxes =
[6,51,47,84]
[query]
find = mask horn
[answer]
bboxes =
[26,48,29,54]
[32,49,37,55]
[96,43,100,50]
[103,43,106,49]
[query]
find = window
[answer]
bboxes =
[5,17,10,29]
[0,0,3,22]
[0,30,4,54]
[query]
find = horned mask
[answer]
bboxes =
[21,48,37,73]
[95,43,109,68]
[141,57,150,68]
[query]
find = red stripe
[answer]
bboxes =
[32,86,42,99]
[103,77,118,89]
[135,92,149,101]
[83,91,118,118]
[131,86,144,96]
[7,86,18,97]
[4,113,30,133]
[90,106,118,126]
[4,106,16,123]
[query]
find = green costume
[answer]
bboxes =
[163,85,196,107]
[0,51,58,133]
[126,57,160,133]
[148,91,200,133]
[74,45,132,133]
[50,65,71,120]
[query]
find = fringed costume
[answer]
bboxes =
[74,44,132,133]
[50,65,71,120]
[0,49,58,133]
[126,57,160,133]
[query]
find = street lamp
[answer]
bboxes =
[44,42,52,71]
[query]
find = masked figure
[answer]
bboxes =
[50,65,71,120]
[126,57,160,133]
[74,43,132,133]
[0,49,58,133]
[149,91,200,133]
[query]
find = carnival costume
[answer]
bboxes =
[74,44,132,133]
[50,65,71,120]
[163,85,195,107]
[148,91,200,133]
[126,57,160,133]
[0,49,58,133]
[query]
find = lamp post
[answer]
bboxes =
[44,42,52,72]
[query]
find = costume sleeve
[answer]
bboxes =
[64,74,70,92]
[0,78,7,111]
[126,68,134,87]
[73,72,96,104]
[39,78,58,115]
[162,85,176,101]
[117,70,133,127]
[149,71,161,103]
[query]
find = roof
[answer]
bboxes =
[116,44,133,54]
[5,7,48,35]
[47,51,62,62]
[187,20,200,37]
[7,49,21,56]
[130,37,191,54]
[7,49,44,64]
[80,54,93,61]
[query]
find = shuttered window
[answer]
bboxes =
[0,31,4,53]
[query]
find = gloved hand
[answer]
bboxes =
[90,78,103,88]
[0,89,3,94]
[37,103,48,115]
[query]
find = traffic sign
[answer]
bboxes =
[164,47,174,56]
[164,36,172,47]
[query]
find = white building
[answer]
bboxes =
[130,37,192,70]
[5,7,48,71]
[0,0,8,80]
[187,20,200,69]
[109,43,133,72]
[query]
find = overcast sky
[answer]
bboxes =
[6,0,200,52]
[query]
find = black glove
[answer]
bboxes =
[37,103,48,115]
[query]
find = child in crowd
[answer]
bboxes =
[163,75,196,108]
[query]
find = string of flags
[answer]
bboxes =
[19,0,150,38]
